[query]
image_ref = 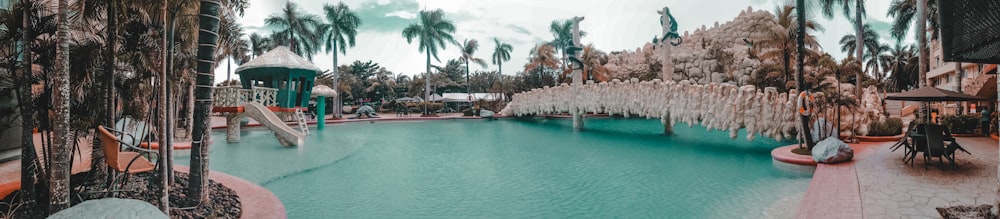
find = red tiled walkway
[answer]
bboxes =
[789,141,882,219]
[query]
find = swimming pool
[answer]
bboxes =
[179,117,810,218]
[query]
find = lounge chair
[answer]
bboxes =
[922,124,958,170]
[97,125,159,197]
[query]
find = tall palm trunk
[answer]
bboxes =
[797,0,816,148]
[333,41,341,118]
[19,0,40,207]
[783,51,791,84]
[424,52,431,114]
[855,0,864,97]
[49,0,72,212]
[917,0,928,122]
[92,0,116,181]
[156,0,170,214]
[189,0,223,201]
[954,62,963,114]
[466,61,470,104]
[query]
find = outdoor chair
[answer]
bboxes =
[97,125,159,197]
[942,127,972,155]
[922,124,958,170]
[905,123,929,165]
[892,122,918,160]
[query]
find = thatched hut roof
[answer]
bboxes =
[235,46,322,72]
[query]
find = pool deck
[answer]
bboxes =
[791,137,998,219]
[0,133,285,219]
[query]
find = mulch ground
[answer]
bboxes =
[1,171,240,219]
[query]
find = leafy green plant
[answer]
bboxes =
[867,117,903,136]
[940,115,979,134]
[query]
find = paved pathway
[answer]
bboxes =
[854,137,998,218]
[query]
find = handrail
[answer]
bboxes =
[212,86,279,107]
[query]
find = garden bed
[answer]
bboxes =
[856,134,904,142]
[1,171,240,219]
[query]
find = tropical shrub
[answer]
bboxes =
[867,118,903,136]
[940,115,979,134]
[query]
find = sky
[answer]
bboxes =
[213,0,914,84]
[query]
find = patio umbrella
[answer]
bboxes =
[886,86,987,122]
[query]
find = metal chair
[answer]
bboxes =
[97,125,159,197]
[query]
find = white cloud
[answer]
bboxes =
[386,10,417,19]
[377,0,391,5]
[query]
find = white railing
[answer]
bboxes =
[213,86,279,107]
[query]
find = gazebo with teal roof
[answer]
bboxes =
[235,46,321,111]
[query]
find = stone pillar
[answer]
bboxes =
[317,96,326,130]
[570,17,585,130]
[663,43,673,82]
[226,113,241,143]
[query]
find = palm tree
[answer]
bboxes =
[48,0,72,212]
[319,2,360,118]
[757,3,823,88]
[549,19,586,70]
[16,0,42,209]
[794,0,817,149]
[402,9,457,114]
[525,44,559,72]
[882,43,919,91]
[156,0,170,213]
[491,38,512,75]
[838,24,878,58]
[249,32,272,58]
[888,0,937,88]
[820,0,867,95]
[215,13,245,83]
[265,2,322,60]
[864,42,890,84]
[839,24,889,84]
[189,0,225,202]
[458,39,486,100]
[581,44,609,82]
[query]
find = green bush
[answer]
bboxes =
[409,102,443,113]
[940,114,979,134]
[868,118,903,136]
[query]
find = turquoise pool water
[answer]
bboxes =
[181,117,811,218]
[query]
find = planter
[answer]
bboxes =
[856,134,904,142]
[771,145,817,166]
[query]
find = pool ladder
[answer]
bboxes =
[294,108,310,135]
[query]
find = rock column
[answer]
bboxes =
[226,113,241,143]
[570,17,585,130]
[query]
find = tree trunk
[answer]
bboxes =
[955,62,964,114]
[466,60,471,108]
[333,41,341,118]
[855,0,864,98]
[796,0,816,148]
[157,0,170,214]
[188,0,223,202]
[49,0,72,212]
[186,75,194,139]
[92,0,116,181]
[424,51,431,114]
[783,51,791,84]
[917,0,928,123]
[19,0,40,208]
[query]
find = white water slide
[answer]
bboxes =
[243,102,305,146]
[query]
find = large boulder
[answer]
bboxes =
[812,137,854,164]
